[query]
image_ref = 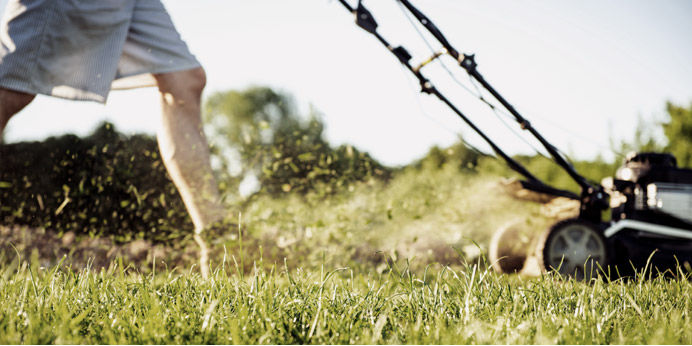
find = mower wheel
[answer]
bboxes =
[538,218,608,280]
[489,220,532,273]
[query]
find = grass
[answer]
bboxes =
[2,253,692,344]
[2,163,692,344]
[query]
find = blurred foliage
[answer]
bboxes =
[204,87,391,196]
[412,140,618,194]
[610,115,664,160]
[466,102,692,192]
[0,122,192,242]
[3,98,691,245]
[412,141,481,172]
[241,158,544,270]
[513,155,619,193]
[662,101,692,168]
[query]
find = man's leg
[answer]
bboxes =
[0,88,36,142]
[154,67,225,278]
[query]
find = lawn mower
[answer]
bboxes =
[336,0,692,278]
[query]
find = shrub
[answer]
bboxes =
[0,122,192,242]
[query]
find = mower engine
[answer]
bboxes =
[539,152,692,279]
[609,152,692,225]
[646,183,692,224]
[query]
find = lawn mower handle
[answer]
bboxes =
[396,0,593,193]
[336,0,608,221]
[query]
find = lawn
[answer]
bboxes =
[2,162,692,344]
[2,254,691,344]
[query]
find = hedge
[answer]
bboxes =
[0,123,192,243]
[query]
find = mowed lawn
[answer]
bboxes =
[2,162,692,344]
[1,257,691,344]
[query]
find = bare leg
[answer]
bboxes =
[0,88,36,142]
[154,67,225,278]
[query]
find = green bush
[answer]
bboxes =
[414,139,619,194]
[0,122,192,242]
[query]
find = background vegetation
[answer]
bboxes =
[1,87,691,344]
[0,123,192,242]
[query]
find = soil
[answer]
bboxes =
[0,225,200,273]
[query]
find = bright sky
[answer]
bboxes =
[3,0,692,166]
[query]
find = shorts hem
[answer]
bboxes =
[112,61,202,90]
[0,79,108,103]
[124,61,202,79]
[0,80,38,96]
[0,61,201,103]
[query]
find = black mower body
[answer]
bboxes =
[601,152,692,274]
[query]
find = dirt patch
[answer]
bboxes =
[0,225,296,274]
[0,225,199,272]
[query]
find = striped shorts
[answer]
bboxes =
[0,0,200,103]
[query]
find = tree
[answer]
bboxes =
[609,114,664,160]
[662,101,692,168]
[415,141,481,171]
[204,87,390,196]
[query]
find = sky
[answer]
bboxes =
[2,0,692,166]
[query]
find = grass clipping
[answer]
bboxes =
[1,163,555,273]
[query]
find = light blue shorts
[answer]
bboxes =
[0,0,200,103]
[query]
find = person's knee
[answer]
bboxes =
[155,67,206,99]
[0,88,35,125]
[0,88,35,109]
[187,67,206,95]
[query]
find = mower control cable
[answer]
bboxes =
[336,0,580,200]
[394,0,554,160]
[395,0,594,193]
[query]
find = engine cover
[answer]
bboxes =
[647,183,692,224]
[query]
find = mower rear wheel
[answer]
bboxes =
[538,218,608,280]
[489,220,530,273]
